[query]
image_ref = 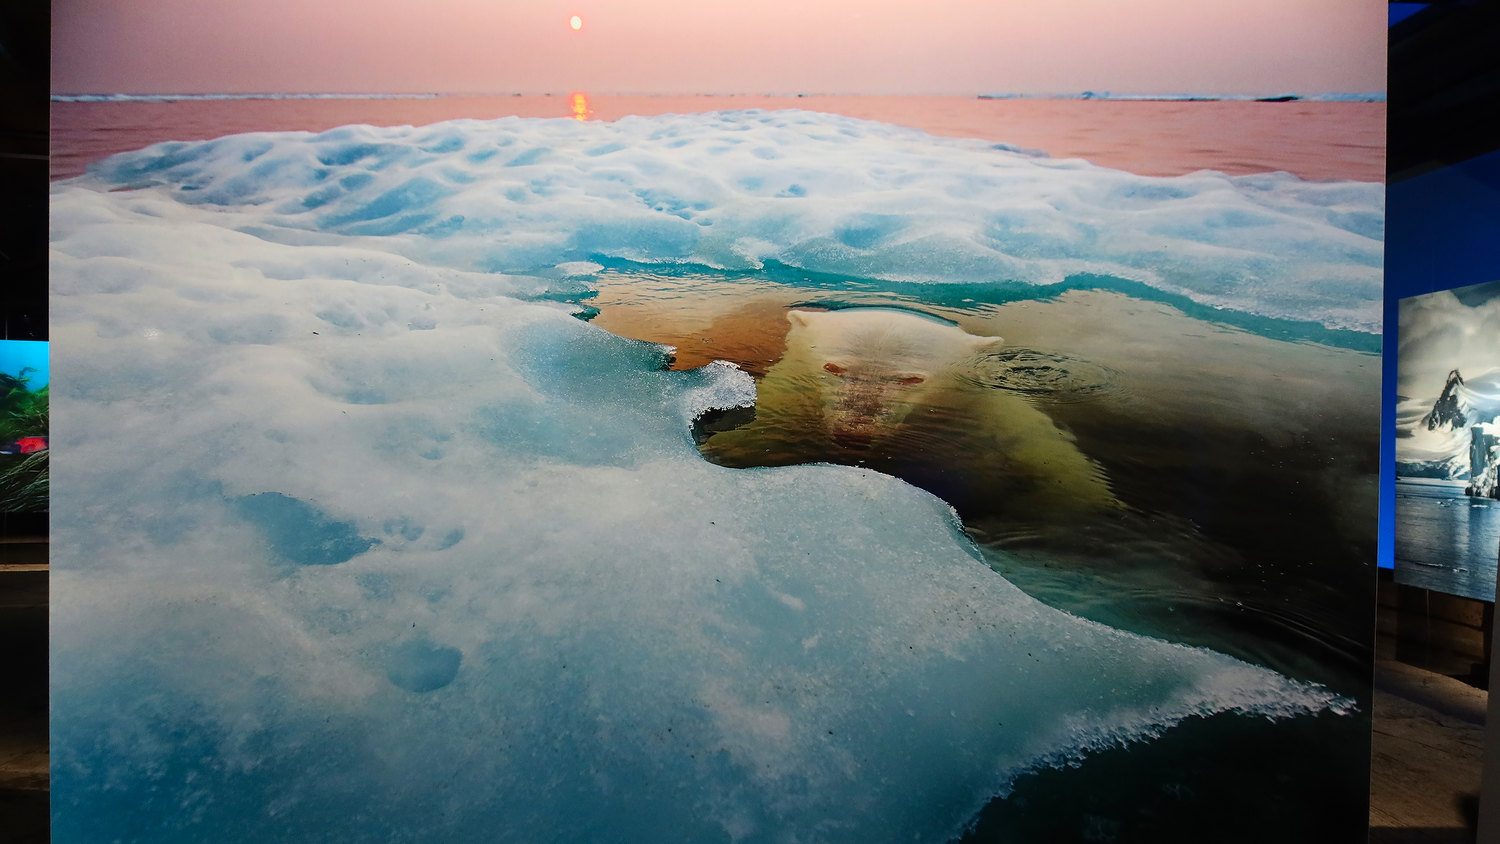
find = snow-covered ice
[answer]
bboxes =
[80,110,1384,331]
[50,111,1362,842]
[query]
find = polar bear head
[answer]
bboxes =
[784,308,1003,448]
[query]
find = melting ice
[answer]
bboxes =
[81,109,1383,330]
[50,111,1363,842]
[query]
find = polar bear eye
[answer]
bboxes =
[823,363,847,375]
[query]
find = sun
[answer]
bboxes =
[569,15,583,31]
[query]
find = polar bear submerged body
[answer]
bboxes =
[700,307,1116,522]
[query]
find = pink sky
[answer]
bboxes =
[52,0,1387,96]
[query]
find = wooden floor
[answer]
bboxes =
[0,537,47,844]
[1369,659,1487,843]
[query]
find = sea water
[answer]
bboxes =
[1395,477,1500,601]
[49,93,1386,182]
[49,99,1382,842]
[586,262,1379,686]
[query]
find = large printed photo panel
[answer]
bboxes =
[49,3,1385,841]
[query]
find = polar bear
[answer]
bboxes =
[700,307,1116,522]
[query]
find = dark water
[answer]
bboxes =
[591,263,1379,679]
[1394,477,1500,601]
[590,262,1379,842]
[966,710,1370,843]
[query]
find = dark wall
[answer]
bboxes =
[1381,1,1500,569]
[0,1,47,341]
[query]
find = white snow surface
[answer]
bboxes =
[73,110,1383,331]
[50,111,1355,843]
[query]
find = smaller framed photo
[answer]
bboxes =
[1394,280,1500,600]
[0,339,48,517]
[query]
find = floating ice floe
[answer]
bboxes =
[74,109,1384,332]
[51,112,1357,842]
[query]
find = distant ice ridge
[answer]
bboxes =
[51,92,441,102]
[978,92,1387,102]
[51,158,1351,840]
[70,109,1384,332]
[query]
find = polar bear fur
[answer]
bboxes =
[701,307,1116,521]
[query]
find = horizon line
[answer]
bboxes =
[51,90,1390,102]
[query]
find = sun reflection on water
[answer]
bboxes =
[570,92,592,121]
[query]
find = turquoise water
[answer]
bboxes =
[0,340,49,388]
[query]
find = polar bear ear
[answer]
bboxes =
[968,334,1004,350]
[787,310,815,327]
